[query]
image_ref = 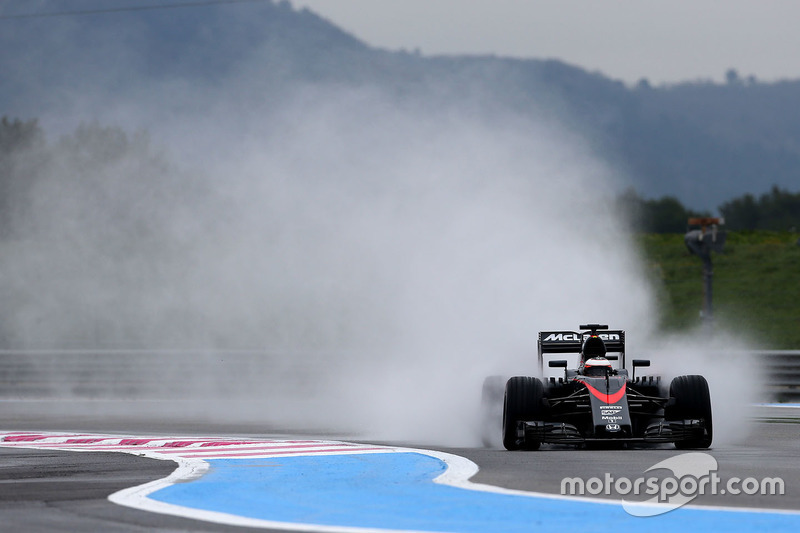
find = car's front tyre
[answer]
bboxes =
[502,376,544,451]
[667,374,713,449]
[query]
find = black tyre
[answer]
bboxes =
[667,375,713,449]
[480,375,506,448]
[502,376,544,451]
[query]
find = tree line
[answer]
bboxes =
[619,187,800,233]
[0,116,174,239]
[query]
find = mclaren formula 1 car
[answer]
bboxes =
[486,324,713,450]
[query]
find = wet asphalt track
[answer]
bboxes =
[0,405,798,531]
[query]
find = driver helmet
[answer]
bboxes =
[581,334,607,361]
[583,357,613,377]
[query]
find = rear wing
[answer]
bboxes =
[537,329,626,373]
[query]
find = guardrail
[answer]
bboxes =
[2,350,800,401]
[0,349,328,400]
[755,350,800,402]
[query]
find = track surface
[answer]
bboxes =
[0,405,798,531]
[0,447,266,532]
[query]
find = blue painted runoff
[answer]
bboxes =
[151,452,799,533]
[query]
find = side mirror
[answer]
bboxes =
[631,359,650,381]
[549,359,568,380]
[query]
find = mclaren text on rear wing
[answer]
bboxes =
[538,330,626,354]
[536,327,627,373]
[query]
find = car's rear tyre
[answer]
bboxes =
[667,375,713,449]
[502,376,544,451]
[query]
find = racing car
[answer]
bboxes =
[485,324,712,450]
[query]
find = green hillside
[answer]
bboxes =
[640,231,800,348]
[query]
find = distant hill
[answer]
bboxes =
[1,0,799,209]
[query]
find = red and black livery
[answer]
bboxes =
[499,324,713,450]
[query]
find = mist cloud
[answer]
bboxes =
[0,2,757,445]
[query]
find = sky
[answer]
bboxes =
[293,0,800,85]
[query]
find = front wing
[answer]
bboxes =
[517,419,708,445]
